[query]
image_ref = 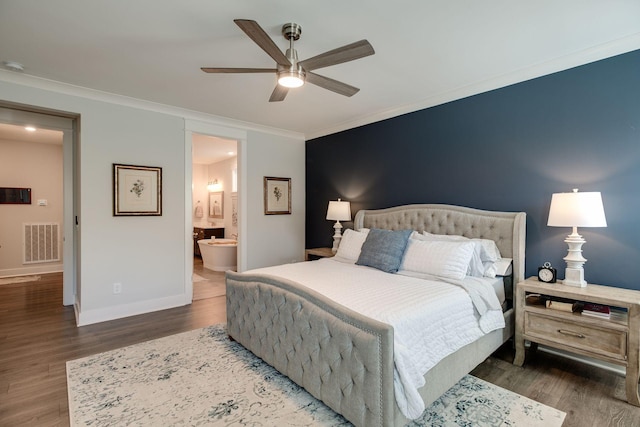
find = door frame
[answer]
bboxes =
[0,104,79,306]
[183,120,247,303]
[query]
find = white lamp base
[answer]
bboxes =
[562,227,588,287]
[563,267,587,287]
[331,220,343,253]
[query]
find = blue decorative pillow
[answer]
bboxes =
[356,229,412,273]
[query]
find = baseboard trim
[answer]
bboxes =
[76,294,188,327]
[0,264,63,278]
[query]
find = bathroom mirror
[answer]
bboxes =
[209,191,224,219]
[0,187,31,204]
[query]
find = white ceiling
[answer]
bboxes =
[192,134,237,165]
[0,1,639,139]
[0,123,63,145]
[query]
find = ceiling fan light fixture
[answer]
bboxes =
[277,70,305,88]
[202,19,375,101]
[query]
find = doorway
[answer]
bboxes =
[191,133,237,301]
[0,105,78,306]
[183,120,247,303]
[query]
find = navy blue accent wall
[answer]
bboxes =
[306,49,640,290]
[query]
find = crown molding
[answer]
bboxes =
[307,33,640,140]
[0,71,305,141]
[2,32,638,142]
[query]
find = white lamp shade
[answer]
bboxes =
[326,199,351,221]
[547,190,607,228]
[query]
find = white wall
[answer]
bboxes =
[0,139,63,276]
[79,103,186,322]
[207,156,237,237]
[245,130,305,269]
[0,74,305,325]
[192,163,208,225]
[192,157,237,237]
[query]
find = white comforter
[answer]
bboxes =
[247,258,505,419]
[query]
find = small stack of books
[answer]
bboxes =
[581,303,611,319]
[545,300,580,313]
[526,293,549,306]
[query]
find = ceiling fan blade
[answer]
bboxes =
[299,40,374,71]
[201,67,275,73]
[269,84,289,102]
[306,72,359,97]
[234,19,291,67]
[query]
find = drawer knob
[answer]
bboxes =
[558,329,586,339]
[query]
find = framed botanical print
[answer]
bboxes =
[113,164,162,216]
[264,176,291,215]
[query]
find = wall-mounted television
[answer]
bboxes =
[0,187,32,204]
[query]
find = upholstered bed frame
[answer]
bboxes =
[226,204,526,427]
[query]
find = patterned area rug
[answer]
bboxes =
[67,325,565,426]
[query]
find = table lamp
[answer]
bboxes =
[547,189,607,287]
[326,198,351,253]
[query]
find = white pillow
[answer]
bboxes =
[333,228,369,263]
[493,258,513,276]
[420,232,483,277]
[421,232,502,276]
[473,239,501,262]
[473,240,501,277]
[483,261,498,278]
[399,238,475,280]
[422,231,501,261]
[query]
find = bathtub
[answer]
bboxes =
[197,239,237,272]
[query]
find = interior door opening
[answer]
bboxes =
[0,104,78,307]
[190,132,238,301]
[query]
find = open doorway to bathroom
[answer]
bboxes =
[191,133,238,301]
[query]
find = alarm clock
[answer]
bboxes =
[537,262,557,283]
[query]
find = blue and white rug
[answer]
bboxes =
[67,325,565,426]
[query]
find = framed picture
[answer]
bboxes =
[209,191,224,219]
[113,164,162,216]
[264,176,291,215]
[0,187,31,204]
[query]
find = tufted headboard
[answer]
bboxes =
[353,204,526,286]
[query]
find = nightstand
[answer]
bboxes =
[305,247,334,261]
[514,277,640,406]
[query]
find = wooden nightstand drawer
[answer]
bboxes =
[525,311,627,361]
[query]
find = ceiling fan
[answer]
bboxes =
[201,19,375,102]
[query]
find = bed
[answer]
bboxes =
[226,204,526,426]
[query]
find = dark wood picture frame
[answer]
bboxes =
[113,164,162,216]
[263,176,291,215]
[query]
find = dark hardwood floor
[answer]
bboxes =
[0,272,225,426]
[1,271,639,426]
[472,344,640,427]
